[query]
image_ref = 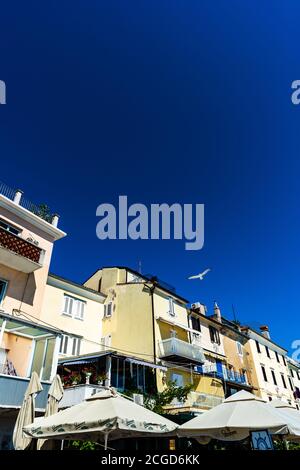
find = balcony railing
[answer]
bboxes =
[0,227,42,264]
[165,391,224,412]
[0,374,50,409]
[59,384,105,408]
[158,337,205,363]
[197,364,248,386]
[0,181,55,224]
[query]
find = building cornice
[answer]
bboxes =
[47,273,106,303]
[0,194,66,241]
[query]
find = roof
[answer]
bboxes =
[85,266,189,303]
[0,311,62,339]
[48,273,106,301]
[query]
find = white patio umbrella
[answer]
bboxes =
[24,388,178,449]
[178,390,300,442]
[13,371,43,450]
[37,374,64,450]
[270,399,300,441]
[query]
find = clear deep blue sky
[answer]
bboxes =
[0,2,299,352]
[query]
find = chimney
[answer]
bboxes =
[260,325,270,339]
[13,189,23,205]
[214,301,222,322]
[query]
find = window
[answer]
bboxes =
[290,369,294,378]
[275,351,280,363]
[0,280,8,304]
[209,326,220,345]
[261,365,268,382]
[271,370,277,386]
[288,377,294,391]
[59,335,69,355]
[171,373,184,387]
[0,218,21,236]
[58,335,81,356]
[255,340,261,353]
[62,295,85,320]
[268,396,272,402]
[236,342,243,356]
[297,371,300,381]
[104,302,113,318]
[281,374,287,389]
[72,338,81,356]
[191,315,201,332]
[265,346,270,359]
[168,298,175,316]
[282,355,287,366]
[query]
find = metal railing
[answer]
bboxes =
[166,391,224,411]
[159,337,205,363]
[0,180,54,223]
[0,374,50,409]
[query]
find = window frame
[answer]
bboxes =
[255,340,261,353]
[265,346,270,359]
[236,341,243,356]
[209,325,220,345]
[0,279,8,305]
[62,294,86,321]
[261,365,268,382]
[270,369,277,386]
[168,297,175,317]
[281,374,287,389]
[104,302,113,318]
[0,218,21,236]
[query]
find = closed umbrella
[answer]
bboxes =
[178,390,298,441]
[24,388,178,449]
[13,371,43,450]
[37,374,64,450]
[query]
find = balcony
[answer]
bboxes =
[158,338,205,364]
[59,384,104,409]
[164,391,224,413]
[0,374,50,410]
[0,227,43,273]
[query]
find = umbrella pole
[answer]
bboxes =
[61,439,64,451]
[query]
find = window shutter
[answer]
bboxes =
[168,298,175,316]
[63,335,69,354]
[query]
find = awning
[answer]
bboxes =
[0,312,60,339]
[58,350,114,366]
[125,358,167,371]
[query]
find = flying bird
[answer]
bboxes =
[188,268,211,281]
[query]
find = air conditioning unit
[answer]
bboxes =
[191,302,206,315]
[133,393,144,406]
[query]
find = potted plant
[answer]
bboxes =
[70,371,81,385]
[95,372,107,386]
[82,367,94,384]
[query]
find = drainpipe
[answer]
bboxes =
[144,278,158,389]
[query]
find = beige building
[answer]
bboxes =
[84,267,224,414]
[241,325,294,404]
[41,273,106,358]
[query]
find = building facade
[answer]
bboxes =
[0,182,66,449]
[241,325,295,404]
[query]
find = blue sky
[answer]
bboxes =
[0,1,299,352]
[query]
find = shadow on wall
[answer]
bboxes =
[0,270,37,308]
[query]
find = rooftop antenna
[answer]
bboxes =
[232,304,237,323]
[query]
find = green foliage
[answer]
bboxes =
[124,381,194,415]
[71,440,100,451]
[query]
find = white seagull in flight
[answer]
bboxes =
[188,268,211,281]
